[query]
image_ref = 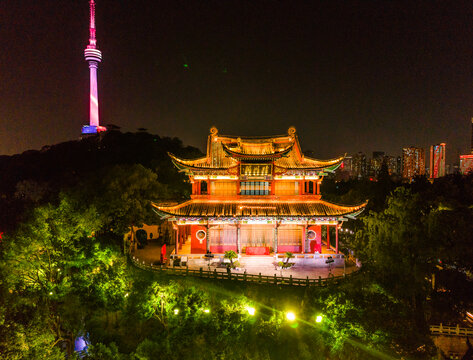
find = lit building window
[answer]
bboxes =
[240,181,270,195]
[200,181,208,195]
[304,181,314,194]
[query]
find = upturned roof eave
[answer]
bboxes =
[294,154,346,171]
[169,152,234,172]
[151,199,368,218]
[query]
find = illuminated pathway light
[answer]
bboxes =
[246,306,256,316]
[286,311,296,321]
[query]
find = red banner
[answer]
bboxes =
[245,246,270,255]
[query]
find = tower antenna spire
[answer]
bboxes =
[82,0,106,135]
[88,0,97,47]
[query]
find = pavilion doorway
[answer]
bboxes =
[277,225,303,253]
[208,225,237,254]
[241,224,274,255]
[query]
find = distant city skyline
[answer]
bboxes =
[1,1,473,164]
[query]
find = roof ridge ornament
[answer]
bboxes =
[210,126,218,136]
[288,126,296,137]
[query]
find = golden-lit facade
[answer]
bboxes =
[402,147,425,181]
[154,127,366,255]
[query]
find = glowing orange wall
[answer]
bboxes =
[190,225,207,254]
[308,225,322,253]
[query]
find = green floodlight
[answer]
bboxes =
[246,306,256,316]
[286,311,296,321]
[174,309,179,315]
[315,315,323,323]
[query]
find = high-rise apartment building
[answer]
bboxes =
[396,156,402,175]
[429,143,446,179]
[352,152,367,179]
[370,151,385,178]
[460,155,473,174]
[460,118,473,174]
[385,156,398,175]
[342,156,353,174]
[402,147,425,181]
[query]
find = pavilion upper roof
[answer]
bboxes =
[152,198,367,219]
[169,126,345,172]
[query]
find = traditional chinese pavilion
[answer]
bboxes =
[153,127,366,255]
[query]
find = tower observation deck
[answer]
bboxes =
[82,0,106,135]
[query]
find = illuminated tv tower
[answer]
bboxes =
[82,0,106,134]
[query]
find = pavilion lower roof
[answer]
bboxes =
[152,199,367,218]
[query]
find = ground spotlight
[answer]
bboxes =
[174,309,179,315]
[315,315,323,323]
[286,311,296,321]
[246,306,256,316]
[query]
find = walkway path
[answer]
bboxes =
[133,238,174,264]
[132,240,358,280]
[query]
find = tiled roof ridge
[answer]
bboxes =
[154,198,367,208]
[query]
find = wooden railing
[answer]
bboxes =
[168,253,344,261]
[274,253,344,260]
[130,255,355,287]
[430,324,473,337]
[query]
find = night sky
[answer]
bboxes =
[2,1,473,164]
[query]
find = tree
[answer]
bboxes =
[278,251,295,270]
[1,194,129,357]
[85,342,127,360]
[350,187,437,316]
[224,250,239,269]
[77,164,169,248]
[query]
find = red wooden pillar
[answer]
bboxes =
[302,224,307,253]
[237,161,242,195]
[237,222,241,254]
[175,224,179,254]
[326,225,330,251]
[335,224,339,254]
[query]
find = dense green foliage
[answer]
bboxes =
[0,131,201,232]
[1,132,473,359]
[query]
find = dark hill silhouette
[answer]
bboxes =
[0,131,202,231]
